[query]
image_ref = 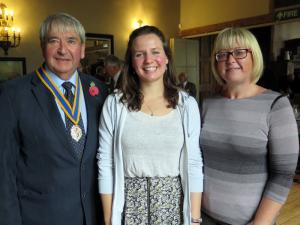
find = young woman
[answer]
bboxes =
[97,25,203,225]
[200,27,299,225]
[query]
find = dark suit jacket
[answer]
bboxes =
[179,81,197,98]
[107,72,122,94]
[0,72,108,225]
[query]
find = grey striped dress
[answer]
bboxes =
[200,90,299,225]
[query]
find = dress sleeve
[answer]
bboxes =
[264,96,299,203]
[97,95,115,194]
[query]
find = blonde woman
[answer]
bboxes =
[200,27,299,225]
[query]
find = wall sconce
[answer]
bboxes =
[0,2,21,55]
[133,19,144,29]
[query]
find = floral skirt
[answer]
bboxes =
[122,176,183,225]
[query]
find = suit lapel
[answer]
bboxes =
[31,74,75,156]
[80,76,97,159]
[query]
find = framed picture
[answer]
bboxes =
[81,33,114,77]
[0,57,26,83]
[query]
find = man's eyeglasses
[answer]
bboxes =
[215,48,252,62]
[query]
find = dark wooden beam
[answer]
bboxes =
[180,13,274,37]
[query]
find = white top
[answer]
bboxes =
[122,109,184,177]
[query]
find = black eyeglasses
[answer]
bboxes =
[215,48,251,62]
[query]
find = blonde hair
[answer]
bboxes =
[211,27,264,85]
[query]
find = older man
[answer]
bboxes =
[178,72,197,98]
[104,54,123,93]
[0,13,107,225]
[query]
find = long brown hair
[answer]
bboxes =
[120,25,178,111]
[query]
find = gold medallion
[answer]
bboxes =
[70,125,82,142]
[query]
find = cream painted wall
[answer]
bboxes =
[1,0,179,73]
[180,0,270,30]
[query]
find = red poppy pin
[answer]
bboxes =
[89,82,99,96]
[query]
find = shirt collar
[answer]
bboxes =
[113,70,121,83]
[45,65,77,90]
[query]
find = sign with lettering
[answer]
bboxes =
[275,7,300,21]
